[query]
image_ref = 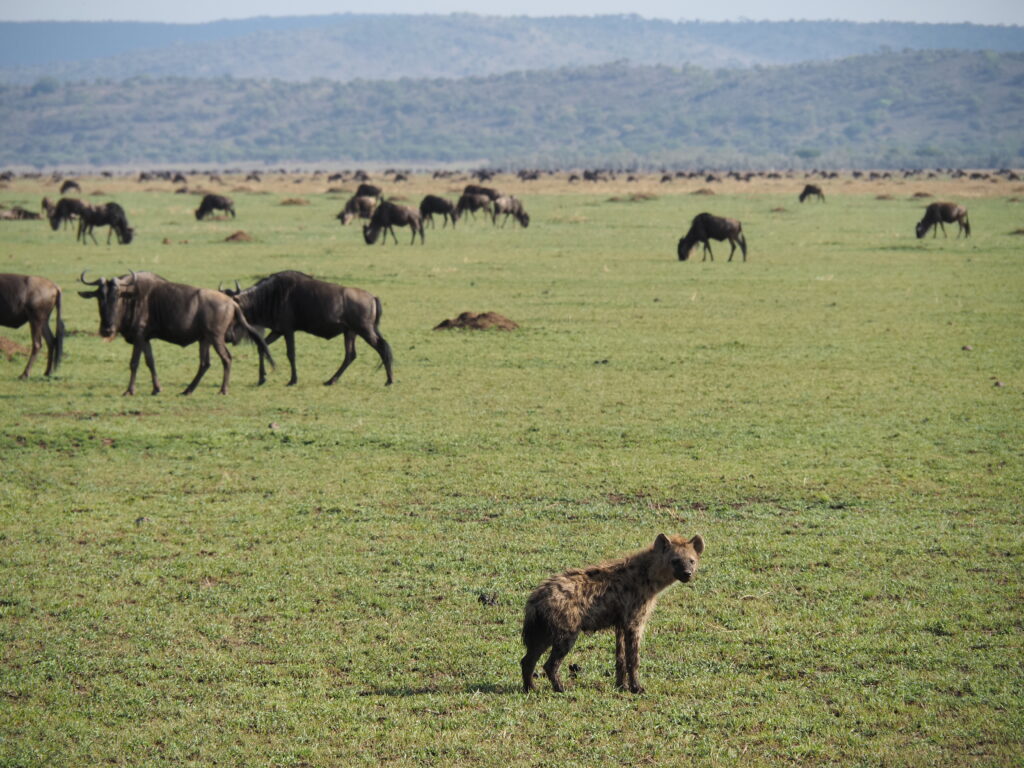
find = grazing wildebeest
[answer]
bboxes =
[223,270,393,387]
[337,195,378,226]
[521,533,704,694]
[44,196,92,231]
[362,201,424,245]
[195,194,236,220]
[419,194,460,228]
[463,184,500,201]
[60,180,81,194]
[799,184,825,203]
[915,202,970,239]
[0,273,65,379]
[677,213,747,262]
[355,183,382,199]
[456,193,494,221]
[491,195,530,228]
[78,202,134,245]
[78,271,272,395]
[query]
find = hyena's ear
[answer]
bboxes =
[689,534,705,555]
[655,533,671,552]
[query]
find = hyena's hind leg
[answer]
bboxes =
[521,641,548,693]
[542,634,578,693]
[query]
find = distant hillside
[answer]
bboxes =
[1,15,1022,84]
[1,51,1021,169]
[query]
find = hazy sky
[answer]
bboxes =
[1,0,1022,25]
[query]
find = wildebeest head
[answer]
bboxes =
[362,223,381,245]
[78,270,136,339]
[915,220,929,239]
[677,237,692,261]
[120,226,135,245]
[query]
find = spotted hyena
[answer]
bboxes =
[520,533,704,694]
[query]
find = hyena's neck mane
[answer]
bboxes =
[606,548,678,598]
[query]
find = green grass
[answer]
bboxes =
[1,181,1022,766]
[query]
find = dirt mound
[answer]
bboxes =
[607,193,657,203]
[876,194,894,200]
[0,336,29,360]
[225,231,253,242]
[691,188,715,195]
[280,198,310,206]
[1010,228,1024,236]
[434,311,519,331]
[770,207,788,213]
[912,191,933,198]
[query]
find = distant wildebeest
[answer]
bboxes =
[915,202,970,239]
[172,173,187,185]
[223,270,393,387]
[78,270,272,395]
[491,195,530,228]
[78,202,134,245]
[195,194,236,220]
[0,273,65,379]
[337,195,378,226]
[43,196,91,231]
[60,179,81,194]
[0,206,41,221]
[362,201,424,245]
[245,172,261,183]
[799,184,825,203]
[463,184,500,200]
[521,533,704,694]
[419,194,460,228]
[677,213,747,262]
[355,183,382,200]
[456,193,494,221]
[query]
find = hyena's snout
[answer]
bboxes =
[672,558,695,582]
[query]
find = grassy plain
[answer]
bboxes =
[1,172,1022,766]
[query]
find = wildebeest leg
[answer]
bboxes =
[359,328,393,386]
[182,341,212,395]
[622,627,645,694]
[284,332,298,386]
[124,342,152,396]
[324,331,357,386]
[542,634,577,693]
[211,337,232,395]
[702,242,713,262]
[386,225,398,245]
[257,330,281,385]
[40,321,57,376]
[727,239,737,262]
[19,320,44,379]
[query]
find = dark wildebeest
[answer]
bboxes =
[223,270,393,387]
[355,183,382,200]
[463,184,500,201]
[521,533,704,694]
[78,202,134,245]
[78,270,272,395]
[195,194,236,221]
[419,194,460,228]
[456,193,494,221]
[44,196,91,231]
[362,201,424,245]
[799,184,825,203]
[337,195,378,226]
[677,213,748,262]
[0,273,65,379]
[491,195,530,228]
[60,179,81,194]
[915,202,970,239]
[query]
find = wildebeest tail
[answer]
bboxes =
[52,288,65,372]
[233,304,275,369]
[738,228,748,258]
[374,296,395,371]
[963,213,971,237]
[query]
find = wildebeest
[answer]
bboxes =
[419,194,460,228]
[223,270,393,387]
[0,273,65,379]
[78,270,272,395]
[915,202,970,239]
[78,202,134,245]
[799,184,825,203]
[60,179,81,194]
[195,194,236,221]
[463,184,500,200]
[362,201,424,245]
[355,183,382,199]
[456,193,494,221]
[491,195,530,228]
[677,213,747,262]
[521,533,704,694]
[43,196,91,231]
[337,195,378,226]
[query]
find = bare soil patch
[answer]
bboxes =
[280,198,310,206]
[225,231,253,242]
[0,336,29,359]
[434,312,519,331]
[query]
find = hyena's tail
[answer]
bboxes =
[521,600,552,648]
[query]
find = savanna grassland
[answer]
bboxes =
[1,172,1022,766]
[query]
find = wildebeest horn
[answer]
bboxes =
[235,280,241,292]
[128,269,138,284]
[79,270,101,286]
[218,281,225,291]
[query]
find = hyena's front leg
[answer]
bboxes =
[622,627,645,694]
[614,627,628,690]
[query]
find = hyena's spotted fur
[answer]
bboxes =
[521,533,704,694]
